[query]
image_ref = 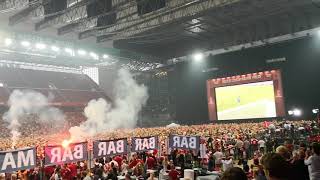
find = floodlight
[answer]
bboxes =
[21,41,30,47]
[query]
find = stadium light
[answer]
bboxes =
[21,41,30,47]
[77,49,87,55]
[35,43,46,49]
[51,46,60,52]
[292,109,302,116]
[89,52,99,60]
[103,54,109,59]
[193,53,204,62]
[288,110,294,115]
[65,48,74,55]
[312,109,319,114]
[4,38,12,46]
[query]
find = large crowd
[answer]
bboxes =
[0,112,319,180]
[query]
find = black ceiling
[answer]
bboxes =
[113,0,320,59]
[1,0,320,62]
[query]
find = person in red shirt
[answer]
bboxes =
[61,164,72,180]
[146,154,156,169]
[168,165,180,180]
[68,163,77,178]
[114,155,123,170]
[44,166,55,179]
[129,153,139,169]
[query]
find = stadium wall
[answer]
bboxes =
[172,36,320,124]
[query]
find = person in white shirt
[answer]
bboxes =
[121,160,129,175]
[82,171,92,180]
[213,149,224,167]
[305,143,320,180]
[258,139,266,154]
[221,156,233,172]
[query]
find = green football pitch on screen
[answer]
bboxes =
[215,81,277,120]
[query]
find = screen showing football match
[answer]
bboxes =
[206,70,285,121]
[215,81,277,120]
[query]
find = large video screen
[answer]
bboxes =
[215,81,277,120]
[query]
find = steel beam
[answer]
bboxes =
[35,0,124,32]
[0,0,29,12]
[58,0,137,36]
[35,1,88,31]
[95,0,241,42]
[8,1,44,26]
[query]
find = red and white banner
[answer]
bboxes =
[44,142,88,166]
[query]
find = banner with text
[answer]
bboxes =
[169,135,200,151]
[0,147,36,173]
[131,136,158,152]
[93,139,127,158]
[44,142,88,165]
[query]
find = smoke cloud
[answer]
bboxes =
[69,68,148,140]
[3,90,65,148]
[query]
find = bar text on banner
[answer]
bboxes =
[44,142,88,165]
[93,139,127,158]
[169,135,200,151]
[131,136,158,152]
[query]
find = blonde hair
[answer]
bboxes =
[276,146,288,154]
[276,145,290,160]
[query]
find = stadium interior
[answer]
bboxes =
[0,0,320,179]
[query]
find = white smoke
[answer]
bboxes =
[69,68,148,140]
[3,90,65,148]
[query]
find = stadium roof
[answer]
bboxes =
[0,0,320,65]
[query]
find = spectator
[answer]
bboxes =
[221,156,233,172]
[291,150,309,180]
[258,139,266,154]
[305,143,320,180]
[275,146,290,161]
[214,149,223,169]
[168,165,180,180]
[106,162,118,180]
[261,153,290,180]
[221,167,247,180]
[146,154,156,170]
[208,155,215,171]
[82,171,92,180]
[51,167,62,180]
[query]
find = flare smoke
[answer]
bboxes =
[69,68,148,140]
[3,90,65,148]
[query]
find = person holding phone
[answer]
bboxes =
[305,143,320,180]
